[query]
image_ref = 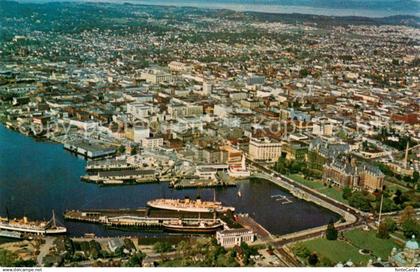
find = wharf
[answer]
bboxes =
[170,178,237,189]
[64,208,216,222]
[64,209,223,233]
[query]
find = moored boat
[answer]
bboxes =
[147,198,235,213]
[163,219,223,233]
[0,211,67,236]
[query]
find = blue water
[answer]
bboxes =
[0,125,338,236]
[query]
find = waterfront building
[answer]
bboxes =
[216,228,255,248]
[64,140,116,159]
[248,137,282,162]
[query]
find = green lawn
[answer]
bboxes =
[298,229,400,266]
[287,174,347,204]
[301,238,370,266]
[344,229,399,259]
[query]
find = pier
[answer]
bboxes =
[63,208,227,233]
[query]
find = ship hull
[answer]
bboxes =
[0,224,67,235]
[147,200,235,213]
[163,224,223,233]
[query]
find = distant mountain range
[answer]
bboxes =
[15,0,420,17]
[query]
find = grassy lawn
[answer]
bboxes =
[344,229,399,259]
[298,229,400,266]
[302,238,370,266]
[287,174,347,204]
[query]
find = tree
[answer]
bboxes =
[342,187,352,200]
[130,146,138,155]
[118,145,126,154]
[384,218,397,233]
[348,191,372,212]
[401,218,420,239]
[125,251,146,267]
[153,242,173,253]
[413,171,419,183]
[400,205,415,224]
[308,253,319,266]
[377,197,398,212]
[326,220,338,240]
[377,222,390,239]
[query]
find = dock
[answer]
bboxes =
[64,208,226,233]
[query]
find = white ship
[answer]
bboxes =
[0,211,67,235]
[147,198,235,213]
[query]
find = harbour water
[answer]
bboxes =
[0,125,338,237]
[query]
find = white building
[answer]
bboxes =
[248,137,282,162]
[127,103,155,119]
[216,228,255,248]
[167,103,203,119]
[168,61,192,73]
[141,69,174,84]
[141,137,163,149]
[133,127,150,143]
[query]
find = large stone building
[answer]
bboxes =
[216,228,255,248]
[248,137,282,162]
[322,160,384,192]
[357,164,385,192]
[322,161,356,188]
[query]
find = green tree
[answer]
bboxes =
[413,171,419,183]
[348,191,372,212]
[401,218,420,239]
[342,187,352,200]
[326,220,338,240]
[130,146,138,155]
[153,241,173,253]
[384,218,397,233]
[118,145,126,154]
[308,253,319,266]
[377,222,390,239]
[125,251,146,267]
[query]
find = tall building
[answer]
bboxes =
[358,164,385,192]
[248,137,282,162]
